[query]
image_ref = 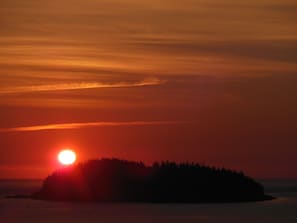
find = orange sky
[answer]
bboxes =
[0,0,296,179]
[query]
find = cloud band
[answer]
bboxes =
[0,78,164,94]
[0,121,186,132]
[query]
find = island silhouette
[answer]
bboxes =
[32,158,273,203]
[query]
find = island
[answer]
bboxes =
[32,158,274,203]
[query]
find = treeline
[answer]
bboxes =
[33,158,273,202]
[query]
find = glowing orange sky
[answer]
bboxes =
[0,0,296,179]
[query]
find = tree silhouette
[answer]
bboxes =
[33,158,273,202]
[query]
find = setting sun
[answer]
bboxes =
[58,149,76,165]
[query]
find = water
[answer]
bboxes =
[0,179,296,223]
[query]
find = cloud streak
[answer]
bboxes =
[0,121,186,132]
[0,78,164,94]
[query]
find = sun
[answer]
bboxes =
[58,149,76,165]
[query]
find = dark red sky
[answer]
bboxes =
[0,0,296,179]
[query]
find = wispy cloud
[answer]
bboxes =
[0,78,165,94]
[0,121,186,132]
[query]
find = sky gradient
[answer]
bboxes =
[0,0,296,179]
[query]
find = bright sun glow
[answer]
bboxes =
[58,149,76,165]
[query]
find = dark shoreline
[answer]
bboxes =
[5,194,275,204]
